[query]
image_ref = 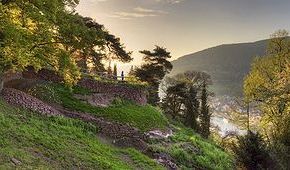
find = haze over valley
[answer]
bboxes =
[171,39,268,96]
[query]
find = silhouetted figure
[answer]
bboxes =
[121,71,124,81]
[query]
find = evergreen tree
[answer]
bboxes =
[161,71,212,134]
[232,131,273,170]
[199,82,211,138]
[134,46,172,105]
[162,82,187,120]
[107,61,112,75]
[184,86,200,131]
[128,66,135,76]
[113,64,117,79]
[79,17,132,72]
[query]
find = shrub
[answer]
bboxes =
[232,131,273,170]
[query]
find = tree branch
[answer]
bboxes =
[30,41,69,51]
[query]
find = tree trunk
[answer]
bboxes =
[0,74,4,93]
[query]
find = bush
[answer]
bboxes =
[232,131,273,170]
[269,118,290,169]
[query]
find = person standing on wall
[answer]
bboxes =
[121,71,124,81]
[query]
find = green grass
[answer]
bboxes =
[149,127,234,170]
[21,82,234,169]
[29,83,169,132]
[0,99,164,169]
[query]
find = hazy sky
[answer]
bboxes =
[76,0,290,66]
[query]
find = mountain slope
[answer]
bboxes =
[171,39,268,96]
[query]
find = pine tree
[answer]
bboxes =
[128,66,135,76]
[199,83,211,138]
[162,82,187,120]
[113,64,117,79]
[184,86,200,131]
[134,46,172,105]
[232,131,273,170]
[107,61,112,75]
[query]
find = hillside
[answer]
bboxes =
[0,99,163,169]
[171,39,268,96]
[0,78,233,169]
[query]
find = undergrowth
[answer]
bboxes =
[149,127,234,170]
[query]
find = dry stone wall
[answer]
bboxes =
[23,68,148,105]
[1,88,60,116]
[78,79,147,105]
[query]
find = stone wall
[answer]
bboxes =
[22,67,63,83]
[3,72,23,83]
[22,68,148,105]
[78,79,147,105]
[1,88,60,116]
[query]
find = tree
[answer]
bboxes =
[244,30,290,168]
[113,64,117,79]
[107,61,112,75]
[161,81,187,120]
[183,86,200,131]
[0,0,95,90]
[128,65,135,76]
[161,71,213,134]
[0,1,132,92]
[175,71,212,132]
[232,131,273,170]
[134,46,172,105]
[79,17,132,72]
[199,82,211,138]
[244,30,290,140]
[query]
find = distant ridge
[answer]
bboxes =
[170,39,269,96]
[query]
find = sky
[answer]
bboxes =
[76,0,290,70]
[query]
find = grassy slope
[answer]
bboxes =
[0,100,164,169]
[29,83,168,132]
[6,82,234,169]
[149,126,234,170]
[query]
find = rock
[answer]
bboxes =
[11,158,21,166]
[180,142,200,155]
[145,129,173,140]
[154,153,178,170]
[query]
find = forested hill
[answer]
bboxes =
[171,39,268,96]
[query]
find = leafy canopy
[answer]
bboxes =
[244,30,290,134]
[244,30,290,165]
[0,0,132,84]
